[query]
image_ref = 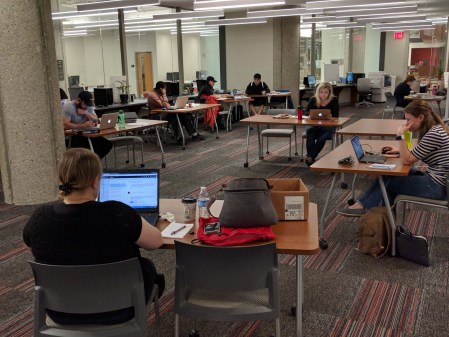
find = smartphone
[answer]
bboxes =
[204,222,220,234]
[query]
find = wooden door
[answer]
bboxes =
[136,52,153,97]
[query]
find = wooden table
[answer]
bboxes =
[404,94,446,115]
[151,103,220,149]
[157,199,320,337]
[65,119,167,168]
[247,92,291,109]
[94,99,148,117]
[336,118,405,141]
[240,115,350,167]
[217,97,253,131]
[310,139,411,254]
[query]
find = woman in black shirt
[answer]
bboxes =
[394,75,416,108]
[304,82,339,166]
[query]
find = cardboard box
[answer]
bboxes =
[267,178,309,220]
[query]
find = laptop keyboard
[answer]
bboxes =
[363,154,387,163]
[142,213,159,226]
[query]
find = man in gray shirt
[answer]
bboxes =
[62,91,112,158]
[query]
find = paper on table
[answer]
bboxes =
[161,222,193,238]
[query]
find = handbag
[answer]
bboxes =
[209,178,278,228]
[395,225,430,266]
[196,217,276,246]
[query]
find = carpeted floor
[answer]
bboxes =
[1,102,448,337]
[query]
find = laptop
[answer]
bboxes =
[98,169,160,226]
[169,96,189,110]
[96,112,119,130]
[309,109,332,120]
[351,136,387,164]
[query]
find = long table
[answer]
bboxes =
[247,92,292,109]
[240,115,350,167]
[151,103,220,149]
[65,119,167,168]
[404,94,446,116]
[310,139,411,253]
[157,198,319,337]
[336,118,405,141]
[94,99,148,117]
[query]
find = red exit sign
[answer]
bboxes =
[394,32,404,39]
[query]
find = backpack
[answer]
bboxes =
[231,104,243,123]
[356,207,392,258]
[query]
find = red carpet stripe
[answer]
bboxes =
[0,244,28,262]
[304,242,353,272]
[0,215,30,229]
[347,280,421,334]
[329,317,404,337]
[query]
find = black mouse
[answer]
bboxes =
[381,146,392,154]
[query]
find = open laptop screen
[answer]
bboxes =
[99,169,159,212]
[350,136,364,161]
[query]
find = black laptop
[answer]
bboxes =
[99,169,160,225]
[351,136,387,164]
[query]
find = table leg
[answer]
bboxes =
[378,175,396,256]
[437,100,442,116]
[319,173,338,249]
[154,126,166,168]
[257,124,261,159]
[176,114,186,150]
[87,138,94,152]
[244,123,251,167]
[296,255,303,337]
[285,96,288,109]
[213,111,220,139]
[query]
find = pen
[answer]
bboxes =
[171,225,187,235]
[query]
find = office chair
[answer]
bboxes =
[68,86,84,100]
[300,131,335,161]
[355,78,374,108]
[394,171,449,227]
[29,258,160,337]
[174,241,280,337]
[382,92,404,119]
[260,109,297,161]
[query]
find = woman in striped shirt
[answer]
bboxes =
[338,99,449,216]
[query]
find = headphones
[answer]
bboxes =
[338,156,354,165]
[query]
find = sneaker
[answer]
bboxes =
[304,156,315,167]
[336,208,366,217]
[192,133,205,141]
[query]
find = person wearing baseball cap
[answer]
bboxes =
[62,90,112,158]
[198,75,226,130]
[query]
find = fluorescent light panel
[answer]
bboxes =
[325,23,365,28]
[356,15,427,23]
[247,8,323,18]
[380,26,435,31]
[78,0,159,12]
[371,20,430,26]
[205,17,267,26]
[306,0,405,10]
[53,8,136,20]
[373,24,434,30]
[153,9,224,20]
[334,5,417,17]
[195,0,285,11]
[303,16,348,23]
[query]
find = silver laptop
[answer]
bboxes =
[96,112,118,130]
[351,136,387,164]
[309,109,332,120]
[169,96,189,110]
[98,169,160,226]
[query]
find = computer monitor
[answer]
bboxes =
[94,88,113,106]
[196,71,207,80]
[166,72,179,82]
[307,75,316,87]
[164,81,179,97]
[346,72,354,84]
[352,73,365,84]
[68,75,80,87]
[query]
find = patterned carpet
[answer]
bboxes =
[1,102,448,337]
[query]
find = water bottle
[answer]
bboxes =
[297,105,303,120]
[197,186,210,219]
[118,110,126,129]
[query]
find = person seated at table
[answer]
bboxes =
[148,81,204,143]
[62,91,112,159]
[337,99,449,217]
[198,76,224,130]
[304,82,339,166]
[394,75,416,108]
[245,73,270,115]
[23,148,165,325]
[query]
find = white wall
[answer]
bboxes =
[226,22,274,91]
[384,31,410,83]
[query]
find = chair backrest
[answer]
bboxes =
[175,241,278,292]
[357,78,372,93]
[29,258,146,316]
[266,108,296,116]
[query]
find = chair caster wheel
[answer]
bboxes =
[288,157,292,161]
[295,152,299,156]
[290,305,296,317]
[140,163,145,167]
[216,136,219,139]
[125,160,130,164]
[259,156,264,160]
[319,238,328,249]
[182,146,186,150]
[266,151,270,155]
[244,162,249,168]
[340,182,348,189]
[189,330,200,337]
[348,198,355,205]
[162,163,166,168]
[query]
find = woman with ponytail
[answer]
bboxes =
[338,99,449,216]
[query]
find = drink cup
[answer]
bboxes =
[404,130,412,150]
[182,196,197,221]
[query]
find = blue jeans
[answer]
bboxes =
[306,126,336,160]
[359,168,446,209]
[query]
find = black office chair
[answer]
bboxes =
[382,92,404,119]
[355,78,374,108]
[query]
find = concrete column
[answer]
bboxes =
[0,0,65,205]
[176,8,185,95]
[273,17,300,108]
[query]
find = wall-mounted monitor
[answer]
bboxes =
[68,75,80,87]
[167,72,179,82]
[196,70,207,80]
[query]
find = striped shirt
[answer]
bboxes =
[411,124,449,186]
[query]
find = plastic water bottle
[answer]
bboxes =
[118,110,126,129]
[197,186,210,219]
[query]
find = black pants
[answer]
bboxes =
[166,114,196,136]
[69,136,112,159]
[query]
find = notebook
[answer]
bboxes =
[168,96,189,110]
[98,169,160,226]
[351,136,387,164]
[309,109,332,120]
[96,112,119,130]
